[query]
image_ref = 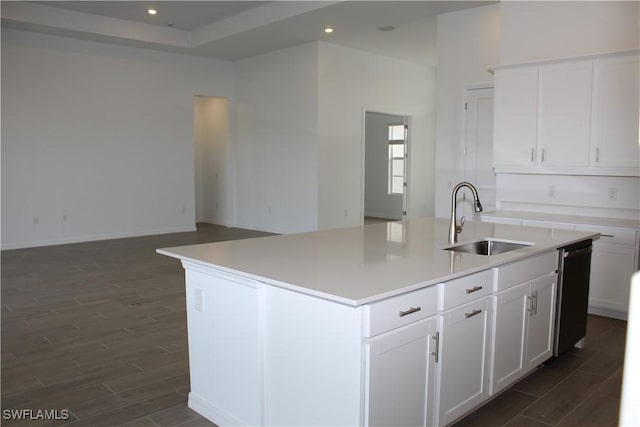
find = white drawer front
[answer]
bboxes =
[364,286,438,337]
[494,250,558,291]
[438,270,494,311]
[574,224,638,246]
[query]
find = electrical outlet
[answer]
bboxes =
[608,188,618,201]
[194,288,203,312]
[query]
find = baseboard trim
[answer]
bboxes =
[588,305,628,321]
[188,392,251,426]
[1,226,197,250]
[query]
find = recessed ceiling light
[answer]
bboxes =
[148,8,157,15]
[324,27,334,34]
[377,25,397,32]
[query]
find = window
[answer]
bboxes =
[388,124,406,195]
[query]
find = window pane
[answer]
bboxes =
[391,177,404,194]
[391,144,404,158]
[389,125,405,141]
[392,159,404,176]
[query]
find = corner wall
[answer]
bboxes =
[233,43,320,233]
[1,28,235,249]
[434,4,501,218]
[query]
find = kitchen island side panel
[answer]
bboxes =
[264,285,364,426]
[184,264,265,426]
[182,262,364,426]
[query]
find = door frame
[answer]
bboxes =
[362,108,411,224]
[462,85,495,218]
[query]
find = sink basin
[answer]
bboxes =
[444,239,532,256]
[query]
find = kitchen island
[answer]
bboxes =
[158,217,598,427]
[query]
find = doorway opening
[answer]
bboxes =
[364,111,409,224]
[194,96,230,226]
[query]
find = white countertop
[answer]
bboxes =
[157,217,598,306]
[480,210,640,229]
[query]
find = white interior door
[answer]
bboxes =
[463,88,495,218]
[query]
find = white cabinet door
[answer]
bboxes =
[589,242,637,316]
[525,273,557,370]
[436,297,491,426]
[366,317,437,427]
[591,54,640,169]
[575,225,639,319]
[492,52,639,175]
[491,271,557,396]
[490,284,528,395]
[493,67,539,167]
[537,61,592,167]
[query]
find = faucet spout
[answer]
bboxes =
[449,182,483,245]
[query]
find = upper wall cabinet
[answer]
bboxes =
[538,61,593,167]
[491,50,640,176]
[591,55,640,169]
[493,67,539,167]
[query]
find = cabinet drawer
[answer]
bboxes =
[574,225,638,246]
[494,250,557,291]
[363,286,438,337]
[438,270,493,311]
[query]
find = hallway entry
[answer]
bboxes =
[364,111,408,222]
[194,96,230,226]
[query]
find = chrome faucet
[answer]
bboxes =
[449,182,483,244]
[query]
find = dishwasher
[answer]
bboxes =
[554,239,593,356]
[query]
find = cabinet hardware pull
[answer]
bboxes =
[465,285,483,294]
[600,234,614,238]
[534,290,539,315]
[431,332,440,363]
[465,309,482,319]
[595,147,600,163]
[527,295,534,316]
[530,148,535,162]
[399,306,421,317]
[541,148,546,163]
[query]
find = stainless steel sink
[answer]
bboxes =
[444,238,532,256]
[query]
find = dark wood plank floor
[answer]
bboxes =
[1,224,273,426]
[2,223,626,426]
[452,315,626,427]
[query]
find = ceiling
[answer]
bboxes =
[2,1,496,66]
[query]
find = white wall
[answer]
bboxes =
[435,4,501,218]
[500,1,640,65]
[318,42,436,230]
[364,112,404,220]
[1,28,235,249]
[194,96,230,225]
[233,42,319,233]
[232,41,435,234]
